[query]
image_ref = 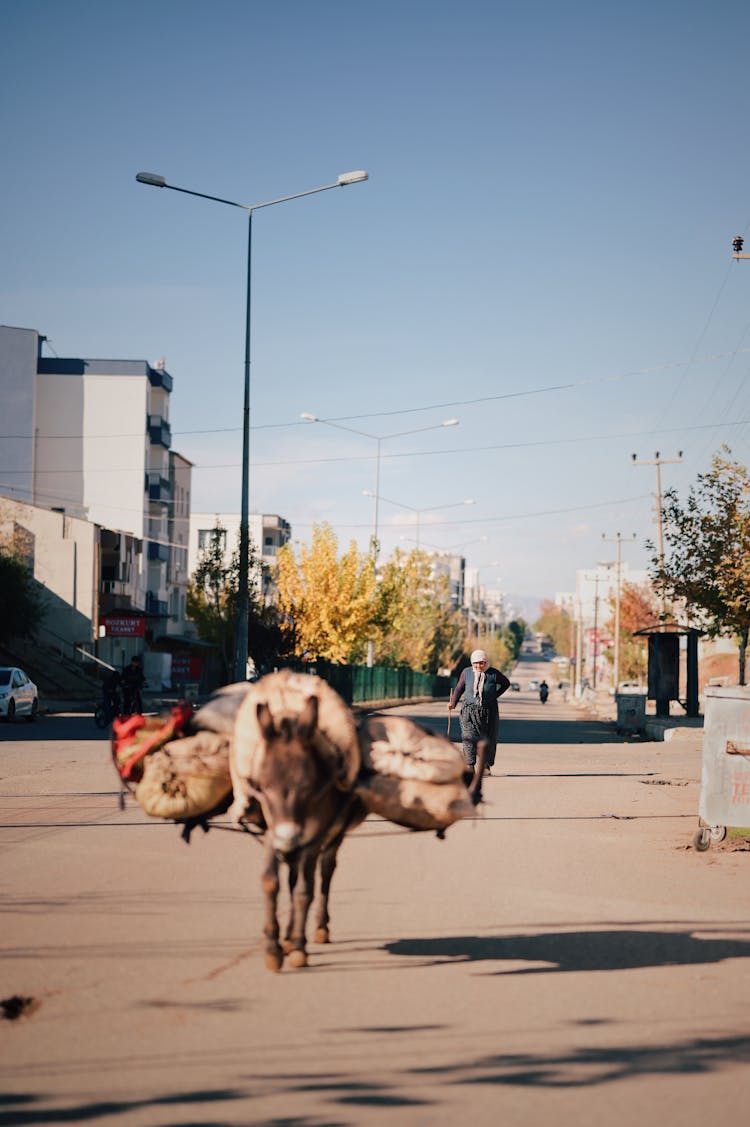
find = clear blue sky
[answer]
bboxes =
[3,0,750,616]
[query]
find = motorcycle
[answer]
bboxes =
[94,684,123,729]
[539,682,549,704]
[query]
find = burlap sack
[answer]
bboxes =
[355,774,474,831]
[135,730,233,820]
[358,714,467,783]
[191,681,256,735]
[230,670,360,822]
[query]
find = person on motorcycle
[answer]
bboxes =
[102,668,122,719]
[121,655,145,715]
[539,680,549,703]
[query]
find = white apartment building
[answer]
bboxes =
[0,324,192,645]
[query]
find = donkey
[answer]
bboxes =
[230,672,363,972]
[250,696,366,971]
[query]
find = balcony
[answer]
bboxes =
[148,366,173,392]
[147,541,170,562]
[100,580,130,609]
[148,415,172,449]
[145,472,171,503]
[146,592,168,617]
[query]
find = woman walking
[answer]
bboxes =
[448,649,511,774]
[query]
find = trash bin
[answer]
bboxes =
[694,685,750,851]
[615,692,646,736]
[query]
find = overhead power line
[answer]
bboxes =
[4,348,750,442]
[2,418,747,478]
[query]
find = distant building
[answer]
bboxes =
[575,563,650,627]
[188,512,291,595]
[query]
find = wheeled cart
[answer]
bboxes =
[694,685,750,851]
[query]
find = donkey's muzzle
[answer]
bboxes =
[271,820,302,855]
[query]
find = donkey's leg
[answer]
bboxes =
[260,840,284,972]
[314,801,366,944]
[313,837,339,945]
[282,859,300,954]
[287,848,318,968]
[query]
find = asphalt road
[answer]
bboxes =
[1,655,749,1126]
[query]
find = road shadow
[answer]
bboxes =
[0,1087,249,1126]
[406,709,621,746]
[384,928,750,973]
[0,713,104,744]
[406,1031,750,1089]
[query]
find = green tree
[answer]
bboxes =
[375,549,465,673]
[651,449,750,684]
[534,601,572,656]
[0,544,45,645]
[187,523,291,681]
[504,618,527,662]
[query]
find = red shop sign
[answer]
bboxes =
[171,654,202,679]
[102,614,146,638]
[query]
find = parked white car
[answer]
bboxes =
[0,667,39,721]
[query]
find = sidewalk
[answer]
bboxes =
[570,687,705,743]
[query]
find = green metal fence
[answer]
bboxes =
[284,660,450,706]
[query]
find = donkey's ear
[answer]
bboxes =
[297,694,319,740]
[256,701,276,740]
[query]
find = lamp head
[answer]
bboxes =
[337,170,369,185]
[136,172,167,187]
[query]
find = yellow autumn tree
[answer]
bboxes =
[275,523,378,663]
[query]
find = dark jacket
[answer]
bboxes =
[449,666,511,710]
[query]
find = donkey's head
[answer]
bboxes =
[254,695,340,856]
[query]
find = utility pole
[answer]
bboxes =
[602,532,637,691]
[631,451,683,616]
[574,602,583,696]
[592,572,600,690]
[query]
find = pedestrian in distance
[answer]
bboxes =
[447,649,511,774]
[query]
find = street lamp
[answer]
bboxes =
[299,414,459,553]
[137,169,369,680]
[363,491,475,548]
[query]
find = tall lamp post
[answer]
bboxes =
[137,169,369,680]
[364,491,475,548]
[299,414,459,554]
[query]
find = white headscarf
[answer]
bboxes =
[471,649,487,698]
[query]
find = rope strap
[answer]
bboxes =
[112,702,194,782]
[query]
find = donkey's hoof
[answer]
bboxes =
[287,949,308,968]
[313,927,330,944]
[264,949,284,973]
